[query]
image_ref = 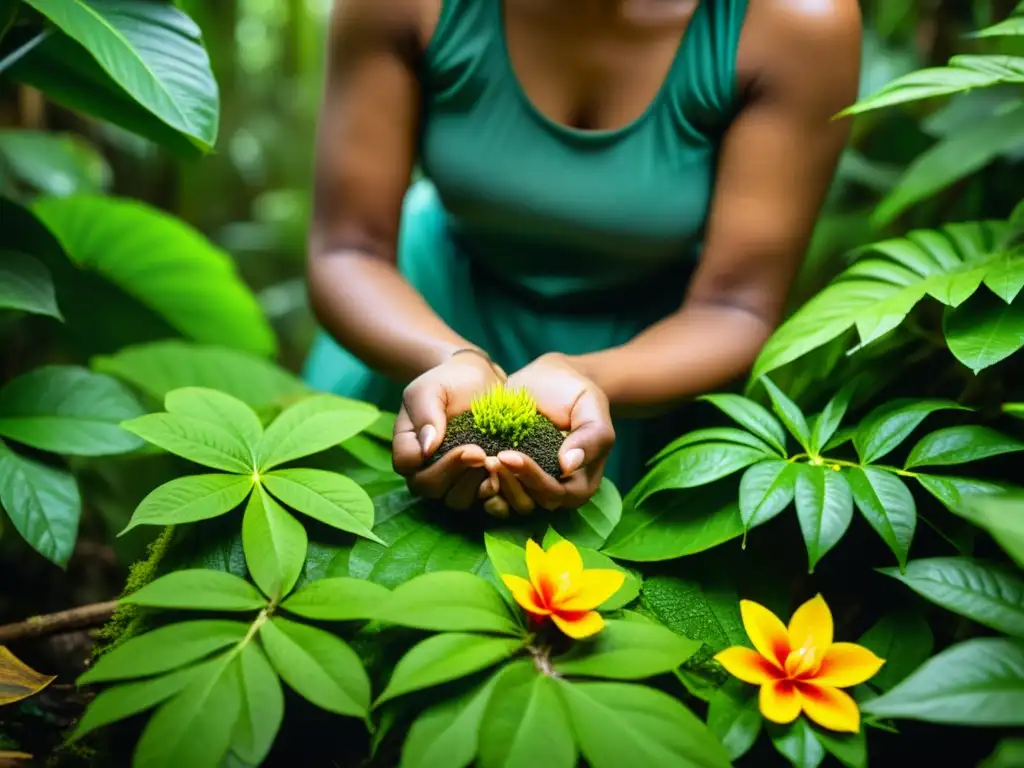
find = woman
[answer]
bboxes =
[304,0,861,518]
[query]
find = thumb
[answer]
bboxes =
[403,382,448,456]
[558,390,614,476]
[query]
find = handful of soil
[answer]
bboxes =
[433,384,565,478]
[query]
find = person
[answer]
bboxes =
[303,0,862,518]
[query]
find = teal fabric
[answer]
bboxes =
[303,0,750,489]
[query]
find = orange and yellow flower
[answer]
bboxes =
[501,539,624,639]
[714,594,884,733]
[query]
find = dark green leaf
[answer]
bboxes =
[555,477,622,549]
[916,473,1008,511]
[640,575,746,653]
[553,619,702,680]
[699,394,787,454]
[905,425,1024,469]
[122,473,252,532]
[377,571,521,635]
[848,467,916,568]
[858,612,933,692]
[257,395,379,470]
[0,130,111,196]
[809,384,856,455]
[768,719,825,768]
[813,727,866,768]
[242,486,307,602]
[280,577,390,621]
[853,398,969,465]
[958,493,1024,567]
[262,468,381,543]
[0,249,61,318]
[759,378,810,449]
[650,428,778,466]
[944,291,1024,373]
[122,569,266,612]
[707,682,761,762]
[795,465,853,572]
[738,460,798,531]
[231,642,283,766]
[165,387,262,460]
[635,443,767,505]
[122,412,252,473]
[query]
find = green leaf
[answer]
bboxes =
[257,395,379,470]
[0,130,111,196]
[861,637,1024,725]
[122,473,252,532]
[983,252,1024,304]
[377,633,524,705]
[121,413,252,473]
[879,557,1024,638]
[553,619,702,680]
[707,683,761,762]
[699,393,787,455]
[0,438,80,567]
[79,620,248,684]
[258,616,370,717]
[17,0,218,152]
[557,680,732,768]
[231,642,284,767]
[122,569,266,612]
[280,577,390,621]
[640,575,746,654]
[165,387,263,460]
[377,571,521,635]
[738,459,798,531]
[242,486,307,602]
[768,719,825,768]
[808,385,855,455]
[31,196,273,354]
[0,365,143,456]
[853,398,969,465]
[858,612,934,692]
[650,428,778,466]
[958,493,1024,567]
[915,473,1008,511]
[944,291,1024,373]
[905,425,1024,469]
[479,664,576,768]
[636,443,767,505]
[485,533,528,580]
[848,467,916,568]
[261,468,380,543]
[813,728,866,768]
[759,377,810,449]
[0,249,61,319]
[554,477,622,549]
[794,465,853,572]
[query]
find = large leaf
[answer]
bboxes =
[768,719,825,768]
[640,575,746,654]
[121,412,251,472]
[552,477,622,549]
[242,486,307,602]
[376,571,521,636]
[0,249,61,318]
[122,569,267,612]
[634,443,767,505]
[795,465,853,572]
[915,473,1009,511]
[31,196,273,355]
[0,647,55,706]
[905,425,1024,469]
[958,493,1024,567]
[944,290,1024,373]
[858,612,934,692]
[12,0,218,154]
[649,428,778,466]
[738,459,798,532]
[706,683,761,762]
[279,577,389,621]
[847,467,916,568]
[257,394,379,470]
[231,642,284,766]
[165,388,262,461]
[262,468,380,543]
[0,130,111,196]
[553,619,702,681]
[853,398,970,465]
[122,473,252,532]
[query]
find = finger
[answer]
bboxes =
[487,457,533,515]
[392,406,425,475]
[444,467,487,511]
[479,465,500,500]
[498,451,564,510]
[402,381,448,457]
[559,390,615,477]
[484,495,511,519]
[408,445,472,499]
[560,461,606,509]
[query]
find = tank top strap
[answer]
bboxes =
[421,0,503,105]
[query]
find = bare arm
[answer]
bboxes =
[571,0,862,414]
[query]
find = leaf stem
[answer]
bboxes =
[0,29,49,75]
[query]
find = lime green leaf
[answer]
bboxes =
[958,493,1024,568]
[0,249,61,319]
[0,130,110,196]
[879,557,1024,638]
[635,443,767,505]
[861,637,1024,725]
[0,647,55,706]
[231,642,283,766]
[484,533,528,580]
[707,683,760,762]
[640,575,746,654]
[944,291,1024,373]
[121,569,266,612]
[258,616,370,717]
[858,612,934,692]
[973,13,1024,37]
[0,365,143,456]
[377,633,524,705]
[905,426,1024,469]
[242,486,307,602]
[553,619,702,680]
[699,394,787,454]
[165,388,262,459]
[341,433,394,472]
[262,468,380,543]
[981,739,1024,768]
[122,473,252,532]
[79,620,248,684]
[280,577,390,621]
[759,378,810,448]
[853,398,970,465]
[121,413,252,473]
[557,680,732,768]
[0,438,80,567]
[983,252,1024,303]
[257,395,378,471]
[795,465,853,572]
[649,428,778,466]
[768,719,825,768]
[848,467,916,569]
[739,459,798,531]
[554,477,622,549]
[1006,402,1024,419]
[377,571,521,635]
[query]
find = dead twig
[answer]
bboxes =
[0,601,118,645]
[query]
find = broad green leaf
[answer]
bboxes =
[258,616,370,717]
[759,378,810,448]
[242,486,307,602]
[879,557,1024,638]
[231,642,284,767]
[0,365,143,456]
[707,683,761,761]
[984,252,1024,303]
[915,473,1008,511]
[79,620,248,684]
[261,468,380,543]
[280,577,390,621]
[640,575,746,654]
[377,633,524,705]
[853,398,969,465]
[809,384,855,455]
[377,571,521,635]
[768,719,825,768]
[257,395,379,470]
[121,413,251,473]
[18,0,218,152]
[554,477,622,549]
[944,291,1024,373]
[0,438,80,567]
[905,425,1024,469]
[122,569,266,612]
[553,619,702,680]
[649,428,778,466]
[958,493,1024,567]
[341,433,394,472]
[738,460,798,531]
[0,130,111,196]
[861,637,1024,725]
[848,467,916,568]
[699,394,787,454]
[32,196,273,354]
[542,529,640,610]
[485,533,529,581]
[122,473,252,532]
[795,465,853,572]
[0,647,56,706]
[165,388,262,460]
[635,443,767,505]
[558,680,732,768]
[479,664,576,768]
[814,728,867,768]
[0,249,61,318]
[858,612,934,692]
[981,739,1024,768]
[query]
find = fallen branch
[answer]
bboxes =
[0,601,118,645]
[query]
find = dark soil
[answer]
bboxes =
[434,411,565,478]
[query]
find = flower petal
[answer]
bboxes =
[714,647,783,685]
[740,600,790,668]
[552,610,604,639]
[557,569,625,612]
[759,680,801,724]
[813,643,885,687]
[788,594,833,656]
[796,682,860,733]
[501,574,550,615]
[525,539,548,596]
[545,540,584,600]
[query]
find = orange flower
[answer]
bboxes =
[714,595,884,733]
[501,539,625,639]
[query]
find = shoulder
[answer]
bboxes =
[327,0,441,58]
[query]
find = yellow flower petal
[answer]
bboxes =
[557,569,625,612]
[552,610,604,639]
[788,594,833,656]
[714,647,783,685]
[813,643,885,687]
[740,600,790,668]
[759,680,801,724]
[501,574,550,615]
[525,539,548,596]
[796,682,860,733]
[544,540,584,600]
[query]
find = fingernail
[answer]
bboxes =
[562,448,585,475]
[419,425,437,455]
[498,451,523,469]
